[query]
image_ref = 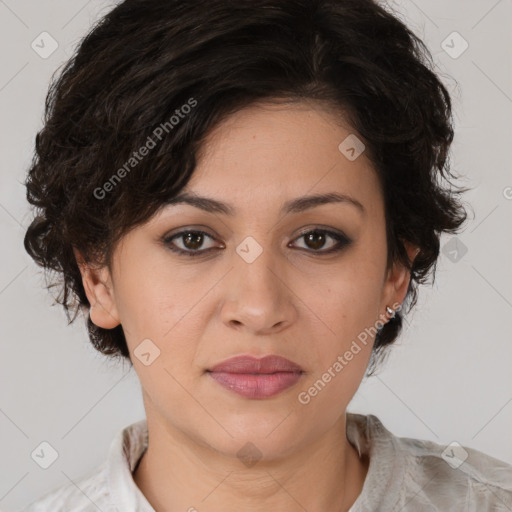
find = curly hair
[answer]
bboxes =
[23,0,470,374]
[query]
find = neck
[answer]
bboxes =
[133,412,368,512]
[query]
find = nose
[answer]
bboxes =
[219,247,297,336]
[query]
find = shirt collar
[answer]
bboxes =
[107,418,154,511]
[346,413,404,511]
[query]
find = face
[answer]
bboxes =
[77,100,415,460]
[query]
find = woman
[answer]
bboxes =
[22,0,512,510]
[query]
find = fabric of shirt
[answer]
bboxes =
[23,413,512,511]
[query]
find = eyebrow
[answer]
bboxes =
[164,191,366,216]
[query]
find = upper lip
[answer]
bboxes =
[208,355,303,374]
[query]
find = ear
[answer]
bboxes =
[380,240,420,317]
[73,248,121,329]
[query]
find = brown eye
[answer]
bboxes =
[304,231,328,250]
[163,230,219,256]
[181,232,206,250]
[291,229,352,254]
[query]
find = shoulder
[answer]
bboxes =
[22,462,113,512]
[397,433,512,509]
[348,413,512,511]
[22,419,149,512]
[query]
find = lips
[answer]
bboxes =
[207,354,303,374]
[206,355,304,399]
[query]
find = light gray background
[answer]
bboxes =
[1,0,511,510]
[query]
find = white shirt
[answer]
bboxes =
[23,413,512,511]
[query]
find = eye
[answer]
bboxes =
[163,230,221,257]
[162,227,352,258]
[290,228,352,254]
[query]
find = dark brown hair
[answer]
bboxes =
[23,0,470,375]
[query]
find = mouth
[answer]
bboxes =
[206,354,304,399]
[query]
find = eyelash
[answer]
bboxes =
[162,228,352,258]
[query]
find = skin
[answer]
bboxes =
[75,100,418,512]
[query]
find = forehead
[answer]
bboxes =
[183,101,382,217]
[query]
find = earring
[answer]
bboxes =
[386,305,396,319]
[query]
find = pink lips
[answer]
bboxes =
[207,355,304,399]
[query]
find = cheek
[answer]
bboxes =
[296,287,376,416]
[295,335,373,434]
[303,265,383,341]
[115,267,208,379]
[113,253,196,337]
[294,251,385,383]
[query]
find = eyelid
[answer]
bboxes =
[293,225,347,238]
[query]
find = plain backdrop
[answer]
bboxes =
[0,0,511,510]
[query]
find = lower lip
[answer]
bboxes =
[207,371,303,399]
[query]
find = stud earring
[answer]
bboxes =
[386,305,396,319]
